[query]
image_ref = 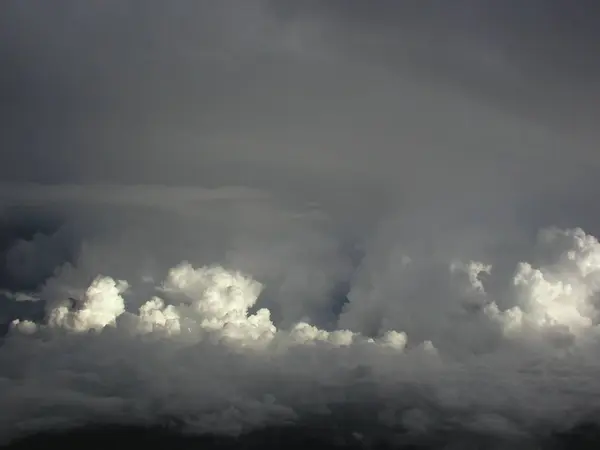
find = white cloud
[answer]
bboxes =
[2,186,600,445]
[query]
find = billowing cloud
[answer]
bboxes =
[2,1,600,448]
[0,186,600,448]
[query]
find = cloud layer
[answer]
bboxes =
[1,186,600,447]
[2,1,600,447]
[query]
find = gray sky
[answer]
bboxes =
[1,0,599,202]
[3,3,600,445]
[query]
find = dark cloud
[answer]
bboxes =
[268,0,600,129]
[2,2,600,448]
[1,0,599,193]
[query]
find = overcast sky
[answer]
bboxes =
[2,2,600,447]
[1,0,599,200]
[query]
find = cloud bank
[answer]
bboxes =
[1,186,600,448]
[2,1,600,448]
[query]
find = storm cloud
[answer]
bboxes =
[1,1,600,448]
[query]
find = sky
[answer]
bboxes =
[1,1,600,448]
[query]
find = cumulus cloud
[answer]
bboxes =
[1,186,600,448]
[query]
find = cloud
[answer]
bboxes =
[1,0,599,196]
[1,186,600,447]
[2,2,600,447]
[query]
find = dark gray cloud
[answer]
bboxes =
[270,1,600,105]
[1,0,599,200]
[2,2,600,447]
